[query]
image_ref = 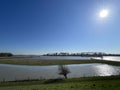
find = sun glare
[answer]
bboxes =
[99,9,109,18]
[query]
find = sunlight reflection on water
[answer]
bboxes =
[0,63,120,81]
[94,56,120,62]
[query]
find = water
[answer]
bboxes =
[0,63,120,82]
[14,55,120,62]
[38,56,120,62]
[14,56,92,60]
[94,56,120,62]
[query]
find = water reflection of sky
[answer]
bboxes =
[0,63,120,82]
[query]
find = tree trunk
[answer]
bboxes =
[64,75,67,79]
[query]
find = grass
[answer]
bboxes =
[0,76,120,90]
[0,57,120,66]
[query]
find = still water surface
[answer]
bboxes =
[14,56,120,62]
[0,63,120,82]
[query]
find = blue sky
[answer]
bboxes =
[0,0,120,54]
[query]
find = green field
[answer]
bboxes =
[0,76,120,90]
[0,57,120,66]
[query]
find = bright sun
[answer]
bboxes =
[99,9,109,18]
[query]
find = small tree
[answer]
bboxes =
[58,65,70,79]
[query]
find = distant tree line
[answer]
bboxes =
[0,53,13,57]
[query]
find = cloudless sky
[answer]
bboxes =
[0,0,120,54]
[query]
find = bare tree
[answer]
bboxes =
[58,65,70,79]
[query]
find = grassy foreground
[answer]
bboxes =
[0,76,120,90]
[0,57,120,66]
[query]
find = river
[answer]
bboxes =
[13,56,120,62]
[0,63,120,82]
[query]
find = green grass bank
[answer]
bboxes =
[0,76,120,90]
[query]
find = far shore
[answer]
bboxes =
[0,57,120,66]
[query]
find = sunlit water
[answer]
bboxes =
[94,56,120,62]
[0,63,120,82]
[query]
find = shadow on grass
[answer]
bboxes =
[43,78,64,84]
